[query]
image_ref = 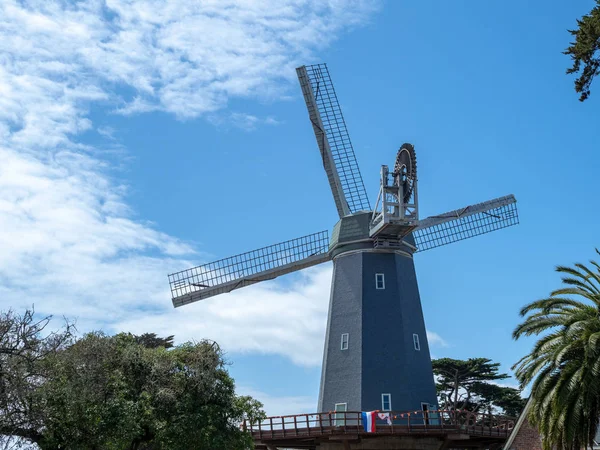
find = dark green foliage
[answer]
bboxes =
[469,381,526,417]
[0,310,265,450]
[513,249,600,450]
[133,332,175,349]
[565,1,600,101]
[432,357,525,417]
[0,309,74,444]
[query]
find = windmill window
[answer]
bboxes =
[340,333,349,350]
[413,333,421,351]
[375,273,385,290]
[381,393,392,411]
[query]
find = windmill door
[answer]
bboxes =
[334,403,347,426]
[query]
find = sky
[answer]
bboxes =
[1,0,599,417]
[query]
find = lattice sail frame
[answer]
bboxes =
[413,195,518,252]
[169,231,330,307]
[297,64,371,216]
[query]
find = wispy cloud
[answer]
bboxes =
[97,126,117,140]
[0,0,380,366]
[237,386,317,416]
[427,330,449,348]
[117,266,332,367]
[208,112,282,131]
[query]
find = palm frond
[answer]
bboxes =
[514,250,600,449]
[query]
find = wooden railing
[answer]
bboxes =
[243,410,516,440]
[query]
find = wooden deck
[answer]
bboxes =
[244,410,516,449]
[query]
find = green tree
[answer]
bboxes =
[565,1,600,101]
[0,308,74,444]
[0,310,265,450]
[432,357,525,417]
[43,333,265,449]
[512,250,600,450]
[133,332,175,349]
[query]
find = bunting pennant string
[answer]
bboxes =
[377,412,392,425]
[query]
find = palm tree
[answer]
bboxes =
[513,250,600,450]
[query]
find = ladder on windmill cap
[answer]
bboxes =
[370,143,419,240]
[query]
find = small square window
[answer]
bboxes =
[381,393,392,411]
[341,333,349,350]
[375,273,385,290]
[413,333,421,351]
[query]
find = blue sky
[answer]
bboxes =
[1,0,599,415]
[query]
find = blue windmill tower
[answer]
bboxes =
[168,63,519,416]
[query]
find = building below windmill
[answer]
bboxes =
[502,398,600,450]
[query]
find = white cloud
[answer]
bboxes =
[97,126,117,140]
[208,112,282,131]
[427,330,449,348]
[237,386,316,417]
[117,266,332,367]
[0,0,379,366]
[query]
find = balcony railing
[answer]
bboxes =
[243,409,516,441]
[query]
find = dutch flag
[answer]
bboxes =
[361,411,377,433]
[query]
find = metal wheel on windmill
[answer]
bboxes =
[168,63,519,415]
[394,143,417,204]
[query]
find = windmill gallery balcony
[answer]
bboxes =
[244,409,516,450]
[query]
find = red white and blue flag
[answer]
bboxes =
[361,411,377,433]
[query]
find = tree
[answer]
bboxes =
[432,357,526,417]
[565,1,600,101]
[0,309,265,449]
[0,308,74,444]
[512,250,600,450]
[133,332,175,349]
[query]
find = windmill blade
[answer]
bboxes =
[413,195,518,252]
[169,231,331,307]
[297,63,371,217]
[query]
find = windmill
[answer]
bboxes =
[168,63,519,415]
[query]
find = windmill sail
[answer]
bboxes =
[297,64,371,217]
[169,231,331,307]
[413,195,518,252]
